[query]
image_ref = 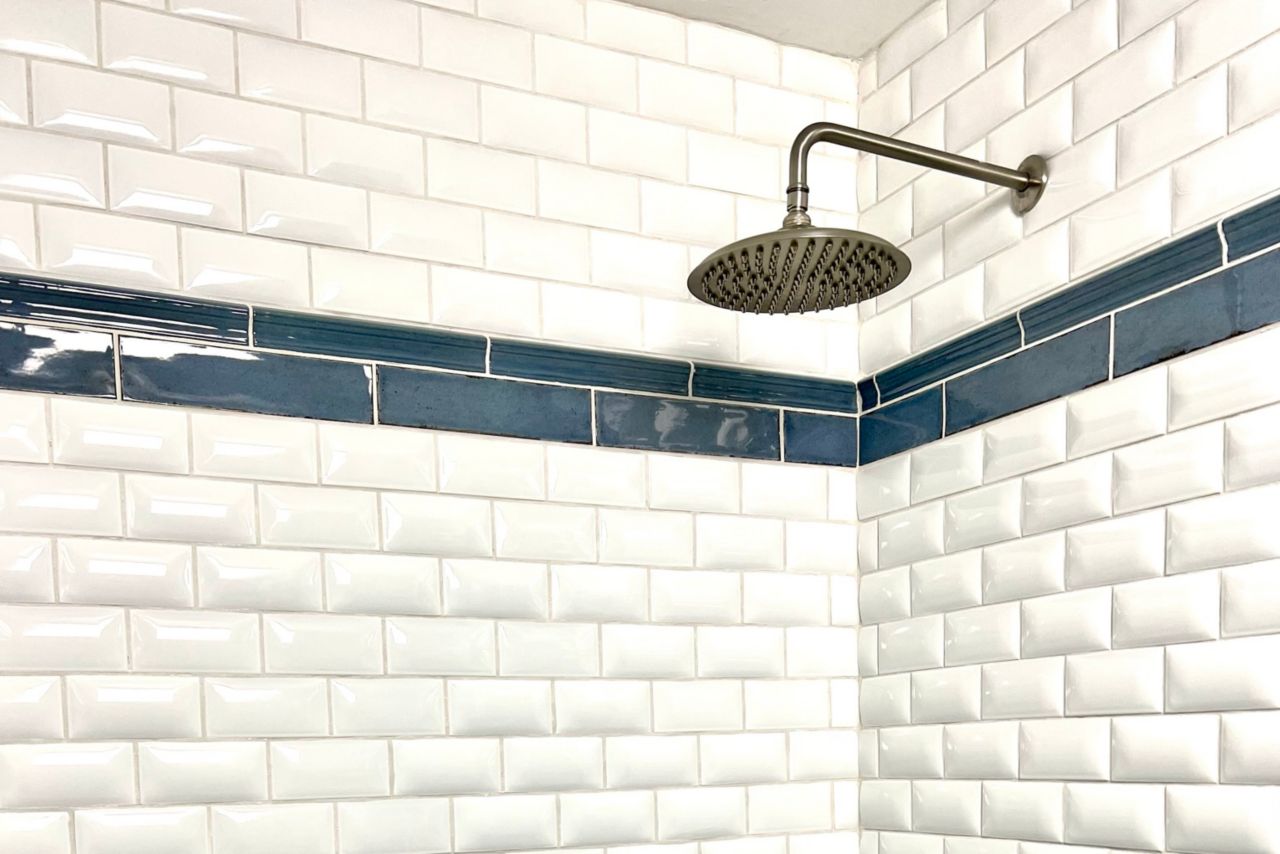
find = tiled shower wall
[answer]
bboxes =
[0,0,860,378]
[856,325,1280,853]
[855,0,1280,370]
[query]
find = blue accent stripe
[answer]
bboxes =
[1223,193,1280,261]
[692,364,856,412]
[784,412,857,467]
[0,274,248,344]
[859,387,943,464]
[1114,247,1280,376]
[875,316,1022,405]
[379,367,592,443]
[595,392,780,460]
[1020,226,1221,344]
[491,340,690,395]
[945,318,1110,434]
[0,321,115,397]
[254,309,486,372]
[121,337,373,422]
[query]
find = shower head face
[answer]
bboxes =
[688,225,911,314]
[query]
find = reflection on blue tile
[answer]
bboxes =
[859,387,943,465]
[121,337,372,422]
[946,318,1110,434]
[0,274,248,344]
[1224,193,1280,261]
[379,367,591,443]
[0,321,115,397]
[875,316,1021,405]
[692,364,856,412]
[857,378,878,411]
[784,412,857,467]
[1020,226,1221,343]
[1114,248,1280,376]
[492,340,689,395]
[595,392,779,460]
[254,309,486,372]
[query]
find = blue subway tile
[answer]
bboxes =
[1223,193,1280,261]
[946,318,1110,434]
[0,274,248,344]
[595,392,779,460]
[380,366,591,443]
[254,309,486,372]
[856,378,878,411]
[1114,248,1280,376]
[692,364,856,412]
[121,337,372,422]
[784,412,858,467]
[0,321,115,397]
[875,316,1022,405]
[859,387,943,465]
[1020,226,1221,343]
[492,340,690,395]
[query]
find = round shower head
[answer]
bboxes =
[687,224,911,314]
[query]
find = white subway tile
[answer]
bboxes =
[505,735,602,792]
[1166,785,1280,854]
[984,221,1071,318]
[554,680,651,735]
[421,9,531,88]
[59,538,192,609]
[1065,647,1164,714]
[988,84,1076,172]
[747,782,831,833]
[76,806,208,853]
[1023,453,1112,534]
[861,673,911,727]
[102,4,234,92]
[911,665,982,724]
[944,480,1022,552]
[175,88,302,173]
[51,399,185,474]
[1222,711,1280,783]
[196,547,321,612]
[1024,127,1117,234]
[1170,327,1280,429]
[430,265,539,337]
[561,790,655,846]
[857,454,911,518]
[1027,0,1119,102]
[181,229,309,306]
[911,551,982,616]
[246,171,367,250]
[1222,560,1280,638]
[1020,717,1110,780]
[427,137,534,214]
[367,61,479,141]
[536,35,634,111]
[325,552,437,616]
[599,508,692,566]
[172,0,297,35]
[1173,111,1280,231]
[860,779,912,831]
[386,616,495,675]
[108,146,241,230]
[912,17,986,118]
[1229,29,1280,130]
[1169,485,1280,573]
[480,85,585,161]
[0,535,53,604]
[643,297,739,363]
[657,786,747,841]
[880,725,944,778]
[484,210,588,282]
[210,804,334,854]
[986,0,1071,61]
[264,613,382,674]
[494,501,595,561]
[943,191,1022,275]
[1064,782,1165,849]
[1175,0,1280,80]
[2,0,97,63]
[982,531,1065,603]
[395,737,501,796]
[947,53,1026,151]
[1022,586,1112,656]
[259,485,377,550]
[1067,364,1168,457]
[131,609,258,673]
[383,492,493,558]
[318,423,435,492]
[0,742,134,809]
[306,114,424,196]
[449,679,552,736]
[1076,21,1175,141]
[301,0,416,62]
[735,81,824,147]
[0,125,103,207]
[0,199,37,271]
[1119,0,1196,41]
[453,794,557,852]
[478,0,583,37]
[981,781,1064,842]
[0,464,120,537]
[912,780,981,836]
[1114,569,1220,648]
[912,433,983,505]
[945,721,1019,779]
[879,615,944,674]
[654,570,739,626]
[271,739,389,800]
[744,573,829,626]
[1071,169,1173,275]
[191,412,316,483]
[589,228,688,298]
[1168,634,1280,711]
[1113,713,1220,781]
[337,799,449,854]
[861,566,911,625]
[139,741,265,805]
[982,657,1064,719]
[878,2,948,83]
[861,73,912,136]
[603,624,694,679]
[32,62,169,148]
[205,677,327,737]
[39,206,179,289]
[0,675,61,740]
[333,678,443,736]
[687,22,780,84]
[656,681,742,732]
[1119,67,1227,186]
[551,563,646,623]
[878,501,945,567]
[608,735,697,788]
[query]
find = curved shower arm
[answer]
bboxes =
[784,122,1047,225]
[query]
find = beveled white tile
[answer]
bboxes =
[879,725,943,778]
[982,657,1064,719]
[1230,29,1280,130]
[911,17,985,118]
[1167,634,1280,712]
[308,113,424,195]
[0,742,135,809]
[944,480,1022,552]
[1064,781,1165,850]
[1221,560,1280,638]
[259,485,377,550]
[76,806,208,853]
[180,229,309,306]
[311,248,430,322]
[858,520,879,573]
[67,675,199,740]
[984,221,1071,319]
[879,502,945,568]
[386,617,495,676]
[945,603,1020,666]
[302,0,417,62]
[437,434,545,500]
[1227,403,1280,490]
[654,569,739,626]
[205,677,327,737]
[1166,784,1280,854]
[0,125,103,207]
[444,558,546,620]
[318,423,435,492]
[911,551,983,616]
[604,624,693,679]
[0,605,126,673]
[1023,454,1113,534]
[551,563,646,623]
[334,678,443,737]
[238,33,358,114]
[191,412,316,483]
[337,798,449,854]
[0,535,53,604]
[51,399,186,474]
[545,445,644,508]
[131,609,258,674]
[1114,570,1220,647]
[981,780,1064,843]
[426,11,533,90]
[264,613,382,675]
[982,531,1065,603]
[33,62,170,147]
[1169,326,1280,429]
[59,538,193,608]
[0,199,38,271]
[944,720,1019,779]
[1113,713,1220,782]
[1222,710,1280,783]
[860,779,912,831]
[861,673,911,727]
[0,464,122,537]
[271,739,389,800]
[1020,718,1110,780]
[171,0,297,35]
[39,206,178,289]
[911,665,981,724]
[449,679,553,737]
[0,393,45,464]
[0,675,62,740]
[495,501,595,562]
[1118,67,1227,186]
[197,547,321,613]
[1074,21,1175,140]
[1168,484,1280,573]
[245,171,367,250]
[108,146,241,230]
[912,779,981,837]
[1173,111,1280,232]
[982,401,1067,483]
[1023,127,1117,235]
[857,454,910,519]
[1065,647,1164,715]
[210,804,334,854]
[742,463,826,520]
[2,0,98,64]
[785,520,855,574]
[382,493,493,558]
[1065,508,1165,588]
[1074,165,1170,271]
[102,4,234,91]
[861,566,910,625]
[878,615,944,674]
[1175,0,1280,81]
[501,622,598,678]
[325,553,439,616]
[1022,587,1112,657]
[912,432,982,504]
[174,88,303,172]
[1067,364,1168,457]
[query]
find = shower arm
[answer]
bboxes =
[784,122,1048,227]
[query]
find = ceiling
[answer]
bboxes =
[621,0,934,58]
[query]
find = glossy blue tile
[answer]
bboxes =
[253,309,486,372]
[875,316,1021,405]
[0,274,248,344]
[0,321,115,397]
[595,392,779,460]
[1223,193,1280,261]
[946,318,1110,434]
[121,337,372,422]
[1020,226,1221,343]
[856,378,878,411]
[379,366,591,443]
[692,364,856,412]
[491,340,690,395]
[784,411,857,467]
[859,387,943,465]
[1114,248,1280,376]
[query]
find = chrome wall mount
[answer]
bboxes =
[687,122,1050,315]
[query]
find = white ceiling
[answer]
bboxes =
[621,0,934,58]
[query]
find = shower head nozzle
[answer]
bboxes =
[687,224,911,314]
[687,123,1048,315]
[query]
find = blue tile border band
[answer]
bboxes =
[0,191,1277,466]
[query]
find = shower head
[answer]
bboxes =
[688,123,1048,315]
[687,224,910,314]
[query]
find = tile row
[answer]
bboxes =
[860,710,1280,784]
[0,733,856,809]
[860,780,1279,851]
[2,804,856,854]
[860,634,1280,728]
[0,394,858,519]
